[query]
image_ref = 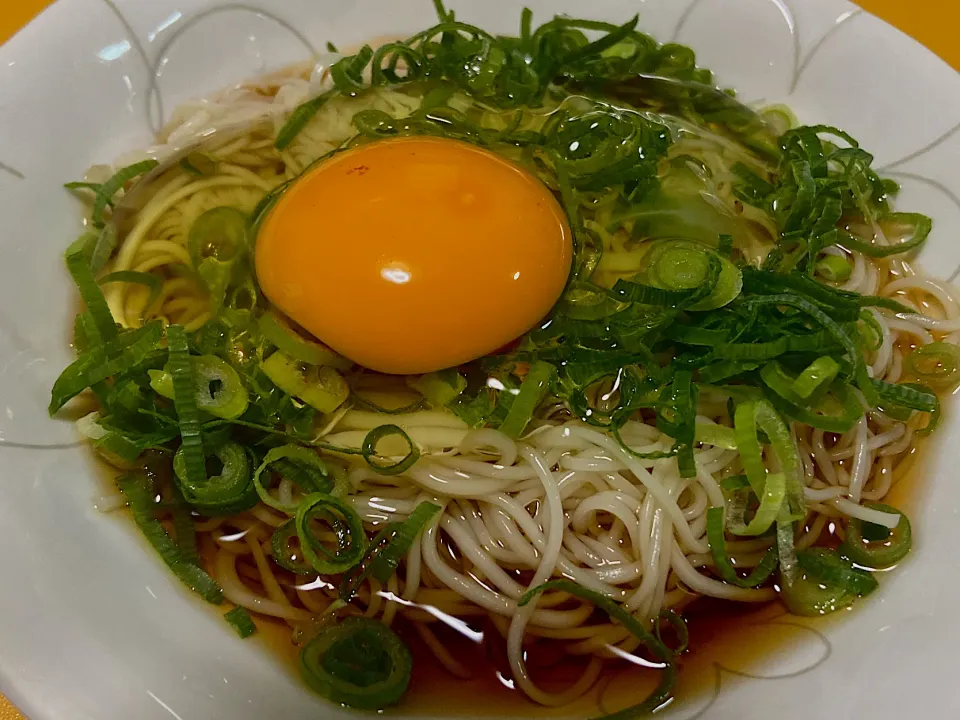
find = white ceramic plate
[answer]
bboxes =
[2,1,960,718]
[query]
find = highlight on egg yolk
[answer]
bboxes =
[255,136,573,375]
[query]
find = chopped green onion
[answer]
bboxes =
[859,309,883,351]
[727,472,786,537]
[842,212,931,258]
[762,370,862,433]
[913,384,942,435]
[840,503,912,569]
[740,293,874,406]
[299,617,412,710]
[64,181,102,197]
[49,320,164,414]
[815,254,852,282]
[869,378,937,413]
[169,484,200,564]
[330,45,374,94]
[498,361,556,437]
[116,473,222,604]
[796,547,878,597]
[258,312,352,370]
[717,233,733,258]
[776,515,799,586]
[351,388,423,415]
[188,206,249,314]
[706,506,778,587]
[276,91,334,150]
[656,369,699,478]
[167,324,208,506]
[791,356,840,399]
[713,330,840,362]
[89,225,119,273]
[271,518,314,575]
[173,441,257,515]
[780,564,856,617]
[734,399,805,521]
[295,493,367,575]
[254,445,332,513]
[224,606,257,638]
[362,425,420,475]
[906,342,960,388]
[91,159,158,227]
[261,351,349,413]
[369,502,441,583]
[613,252,720,308]
[654,609,690,654]
[518,580,675,719]
[407,369,467,407]
[188,206,246,259]
[560,282,627,321]
[694,423,737,450]
[645,240,742,311]
[339,523,402,603]
[65,245,116,346]
[149,354,249,420]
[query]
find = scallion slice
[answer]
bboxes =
[694,423,738,450]
[173,441,257,516]
[49,320,164,414]
[295,493,367,575]
[796,547,878,597]
[276,91,334,150]
[727,472,786,537]
[65,245,116,346]
[734,399,805,522]
[498,361,556,437]
[369,501,441,583]
[91,159,158,227]
[815,254,852,282]
[840,503,912,569]
[116,473,222,604]
[224,606,257,638]
[705,506,778,587]
[299,617,412,710]
[644,240,742,311]
[791,356,840,399]
[362,425,420,475]
[906,342,960,388]
[261,351,349,413]
[271,518,314,575]
[167,324,208,506]
[149,354,249,420]
[258,312,352,370]
[254,445,332,513]
[407,369,467,407]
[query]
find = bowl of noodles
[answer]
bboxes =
[3,0,960,718]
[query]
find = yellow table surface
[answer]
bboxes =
[0,0,958,717]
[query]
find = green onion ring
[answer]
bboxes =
[362,425,420,475]
[299,616,412,709]
[295,493,367,575]
[840,503,912,569]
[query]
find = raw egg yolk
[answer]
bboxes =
[255,136,572,374]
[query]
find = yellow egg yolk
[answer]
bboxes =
[255,136,572,374]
